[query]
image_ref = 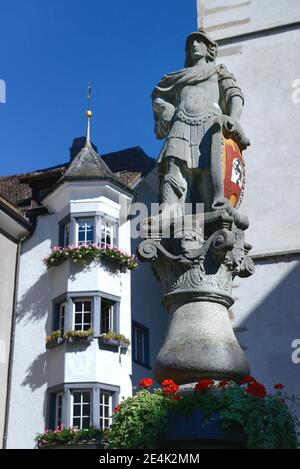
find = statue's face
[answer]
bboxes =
[189,39,208,63]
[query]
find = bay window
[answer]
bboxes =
[48,385,119,430]
[59,215,118,248]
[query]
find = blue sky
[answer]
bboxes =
[0,0,197,175]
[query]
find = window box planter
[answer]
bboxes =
[36,428,104,449]
[63,329,95,345]
[66,335,94,345]
[43,245,138,272]
[46,337,64,349]
[98,333,130,353]
[39,441,104,449]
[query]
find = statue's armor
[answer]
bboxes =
[155,65,244,170]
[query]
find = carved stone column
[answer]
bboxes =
[138,211,254,384]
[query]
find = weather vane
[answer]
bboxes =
[86,83,92,145]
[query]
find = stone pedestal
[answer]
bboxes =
[138,211,254,384]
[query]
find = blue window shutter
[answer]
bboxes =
[59,224,64,247]
[132,321,136,360]
[144,329,150,367]
[53,303,60,330]
[49,394,56,430]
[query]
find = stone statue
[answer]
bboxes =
[138,30,254,386]
[151,29,250,229]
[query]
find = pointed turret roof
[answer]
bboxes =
[63,142,114,180]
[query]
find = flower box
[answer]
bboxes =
[43,244,138,272]
[40,442,103,449]
[98,332,130,353]
[46,337,64,349]
[63,328,95,345]
[66,335,94,345]
[37,427,103,449]
[98,336,129,352]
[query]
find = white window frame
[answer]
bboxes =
[100,299,114,334]
[71,390,92,430]
[73,299,92,331]
[77,218,95,246]
[55,392,63,428]
[99,390,113,430]
[100,220,114,248]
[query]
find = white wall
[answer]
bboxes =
[6,182,133,448]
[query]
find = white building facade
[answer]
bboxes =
[5,140,135,448]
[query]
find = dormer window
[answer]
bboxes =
[77,218,94,245]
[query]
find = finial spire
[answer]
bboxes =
[85,83,92,147]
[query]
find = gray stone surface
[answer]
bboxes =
[138,211,252,383]
[139,30,254,385]
[198,0,300,40]
[151,29,249,229]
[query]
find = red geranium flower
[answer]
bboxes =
[161,379,179,394]
[113,404,122,414]
[219,380,229,388]
[240,375,257,385]
[246,381,267,398]
[274,383,284,390]
[194,379,214,393]
[139,378,154,389]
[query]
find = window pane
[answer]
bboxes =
[78,231,85,242]
[82,392,90,403]
[82,417,90,429]
[75,302,82,312]
[73,392,81,404]
[84,301,91,311]
[73,418,80,428]
[83,404,90,416]
[73,405,81,417]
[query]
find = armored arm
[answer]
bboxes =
[218,64,244,119]
[218,64,249,148]
[152,97,176,140]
